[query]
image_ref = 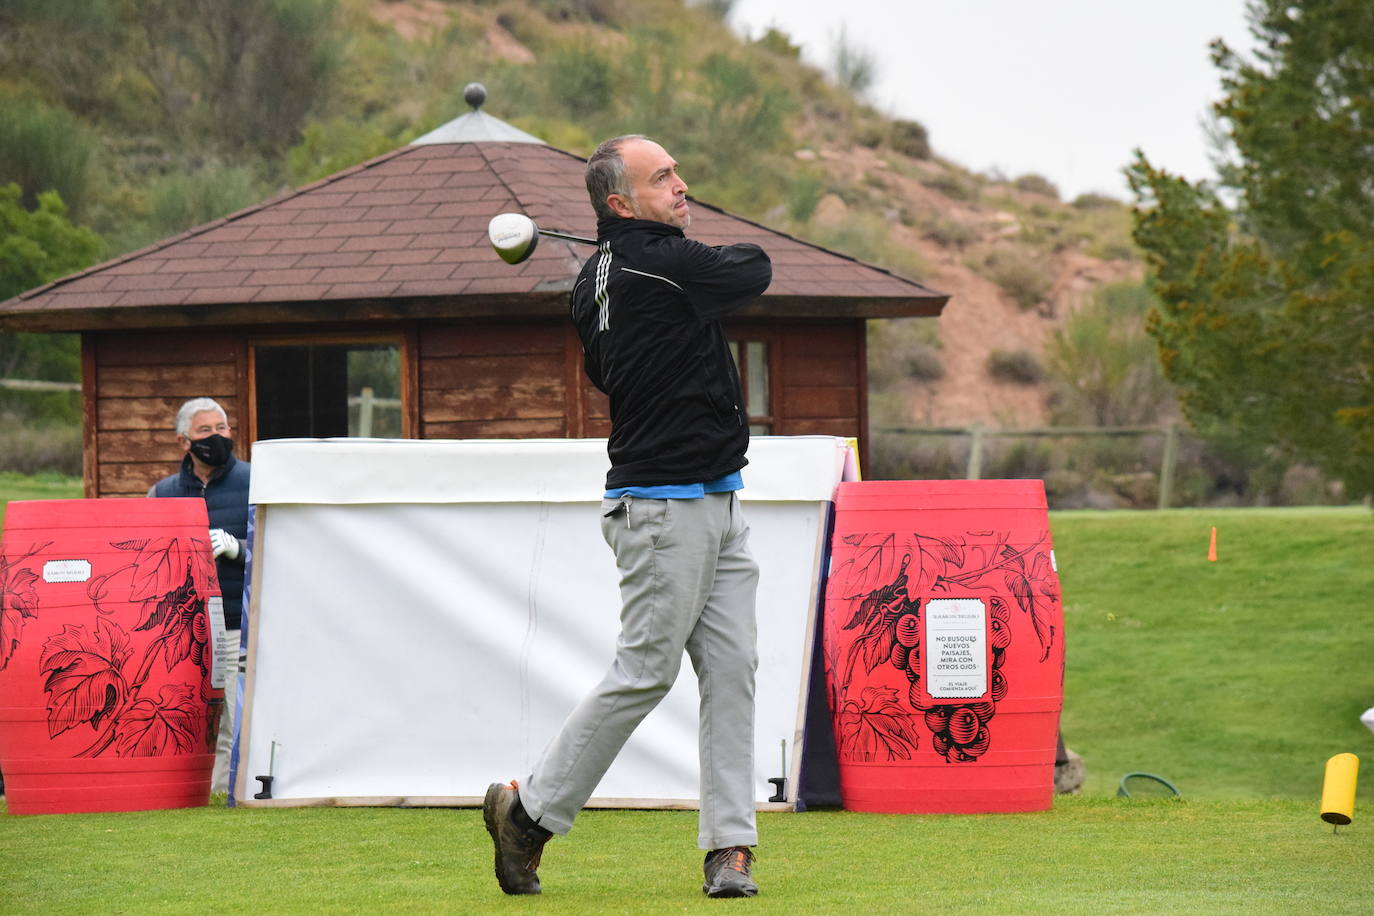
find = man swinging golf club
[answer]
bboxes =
[483,135,772,898]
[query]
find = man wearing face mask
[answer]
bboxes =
[148,396,251,793]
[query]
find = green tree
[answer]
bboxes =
[1127,0,1374,499]
[0,184,103,304]
[0,184,100,424]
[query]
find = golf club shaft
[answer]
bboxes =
[539,228,596,246]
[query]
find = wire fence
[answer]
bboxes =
[877,424,1183,509]
[864,421,1297,510]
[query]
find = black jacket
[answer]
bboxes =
[152,453,251,630]
[570,217,772,489]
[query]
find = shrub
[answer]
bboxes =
[867,431,964,481]
[855,123,886,149]
[830,23,877,94]
[903,343,945,382]
[286,118,400,186]
[805,212,929,281]
[889,119,931,160]
[1044,281,1176,426]
[0,95,96,218]
[986,349,1045,385]
[143,163,267,239]
[535,0,627,24]
[923,170,977,202]
[752,27,801,58]
[980,248,1052,310]
[1014,173,1059,199]
[868,318,943,391]
[691,0,736,20]
[1072,192,1121,210]
[919,213,978,248]
[786,172,825,222]
[1061,204,1138,261]
[0,417,81,475]
[546,44,620,120]
[980,436,1054,480]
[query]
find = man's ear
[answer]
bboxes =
[607,193,635,219]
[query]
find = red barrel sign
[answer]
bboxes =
[822,480,1065,813]
[0,498,222,815]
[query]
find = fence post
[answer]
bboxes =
[1157,421,1177,510]
[358,387,375,438]
[967,424,984,480]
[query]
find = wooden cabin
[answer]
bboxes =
[0,90,947,497]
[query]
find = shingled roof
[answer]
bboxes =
[0,108,947,333]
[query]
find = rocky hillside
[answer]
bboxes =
[368,0,1145,431]
[808,146,1141,428]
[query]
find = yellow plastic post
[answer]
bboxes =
[1320,753,1359,826]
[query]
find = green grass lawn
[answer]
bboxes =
[1054,506,1374,799]
[2,798,1369,914]
[2,477,1372,912]
[0,472,81,527]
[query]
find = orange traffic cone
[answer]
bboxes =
[1208,527,1218,562]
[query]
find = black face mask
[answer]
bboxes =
[189,434,234,467]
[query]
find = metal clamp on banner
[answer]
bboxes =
[768,739,787,802]
[254,740,278,800]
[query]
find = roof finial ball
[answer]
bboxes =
[464,82,487,111]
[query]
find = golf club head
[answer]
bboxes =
[488,212,539,264]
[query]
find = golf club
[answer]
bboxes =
[487,212,596,264]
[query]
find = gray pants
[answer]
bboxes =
[520,491,760,850]
[211,629,242,795]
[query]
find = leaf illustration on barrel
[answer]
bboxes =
[122,537,215,606]
[113,683,202,756]
[133,569,210,682]
[39,620,132,738]
[838,686,921,761]
[914,533,966,591]
[1,568,40,672]
[842,555,913,677]
[0,542,50,673]
[833,532,897,600]
[1003,546,1058,661]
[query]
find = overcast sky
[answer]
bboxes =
[728,0,1255,201]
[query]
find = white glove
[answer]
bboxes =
[209,528,241,561]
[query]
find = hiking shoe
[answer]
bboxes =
[483,781,549,895]
[703,846,758,898]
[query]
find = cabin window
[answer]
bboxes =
[252,340,404,441]
[728,339,772,435]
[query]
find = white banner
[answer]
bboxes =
[234,437,856,808]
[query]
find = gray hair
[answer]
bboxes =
[585,134,647,221]
[175,397,227,437]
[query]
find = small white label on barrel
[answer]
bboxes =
[925,598,988,699]
[42,559,92,583]
[208,596,229,690]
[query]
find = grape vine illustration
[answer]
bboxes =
[828,529,1058,764]
[2,536,218,758]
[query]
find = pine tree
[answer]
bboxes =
[1128,0,1374,499]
